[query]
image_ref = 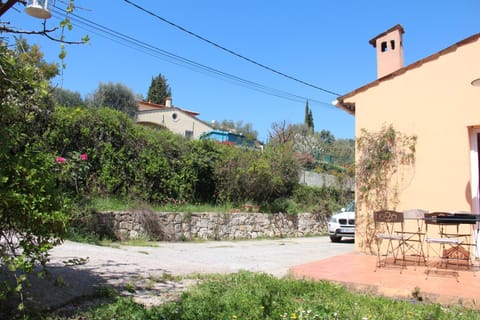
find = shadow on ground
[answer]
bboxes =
[1,260,190,318]
[1,264,108,317]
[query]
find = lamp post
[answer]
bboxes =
[25,0,51,19]
[0,0,52,19]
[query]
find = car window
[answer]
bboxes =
[345,201,355,212]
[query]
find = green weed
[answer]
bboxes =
[124,282,136,294]
[119,239,159,247]
[36,271,480,320]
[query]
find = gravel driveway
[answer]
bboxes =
[22,237,354,310]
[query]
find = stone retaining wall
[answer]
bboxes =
[93,210,328,241]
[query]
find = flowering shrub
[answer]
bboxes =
[56,151,90,194]
[56,156,67,164]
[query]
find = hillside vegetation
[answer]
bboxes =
[0,39,353,315]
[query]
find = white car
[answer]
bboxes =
[328,201,355,242]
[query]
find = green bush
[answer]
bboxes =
[45,106,142,198]
[213,143,300,205]
[43,105,349,214]
[261,198,298,214]
[292,184,352,214]
[44,107,227,205]
[0,42,69,313]
[180,139,222,203]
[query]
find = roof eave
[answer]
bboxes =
[333,99,355,115]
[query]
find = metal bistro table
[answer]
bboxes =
[424,212,480,278]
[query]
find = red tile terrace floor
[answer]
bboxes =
[291,252,480,308]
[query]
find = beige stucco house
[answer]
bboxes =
[334,25,480,253]
[136,98,213,139]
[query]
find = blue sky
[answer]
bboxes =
[4,1,479,142]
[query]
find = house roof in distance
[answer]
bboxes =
[137,100,200,117]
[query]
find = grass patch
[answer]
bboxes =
[95,238,159,248]
[88,196,237,213]
[34,271,480,320]
[117,239,159,247]
[96,239,121,249]
[88,196,133,211]
[152,202,235,213]
[147,272,181,283]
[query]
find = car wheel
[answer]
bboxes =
[330,235,341,242]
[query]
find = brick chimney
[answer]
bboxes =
[369,24,405,78]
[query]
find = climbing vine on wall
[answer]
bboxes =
[356,124,417,252]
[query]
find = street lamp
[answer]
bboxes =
[25,0,51,19]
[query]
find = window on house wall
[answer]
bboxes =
[390,40,395,50]
[172,112,179,121]
[381,41,388,52]
[185,130,193,139]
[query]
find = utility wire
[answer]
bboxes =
[52,6,336,108]
[123,0,341,97]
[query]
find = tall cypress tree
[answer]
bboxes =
[147,73,172,105]
[308,108,314,133]
[304,100,314,133]
[304,100,309,124]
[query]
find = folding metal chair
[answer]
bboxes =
[374,210,407,271]
[400,209,428,266]
[424,212,471,279]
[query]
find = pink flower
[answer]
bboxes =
[56,157,67,164]
[80,154,88,161]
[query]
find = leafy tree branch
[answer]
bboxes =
[0,0,89,45]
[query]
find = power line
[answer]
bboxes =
[52,6,336,108]
[123,0,341,97]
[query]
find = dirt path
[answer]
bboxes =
[22,237,354,310]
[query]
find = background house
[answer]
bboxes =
[334,25,480,253]
[199,130,255,147]
[136,98,213,139]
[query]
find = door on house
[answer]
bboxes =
[469,128,480,257]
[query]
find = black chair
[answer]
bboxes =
[374,210,407,271]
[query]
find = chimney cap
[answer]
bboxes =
[369,24,405,47]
